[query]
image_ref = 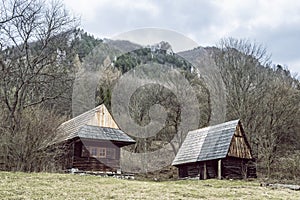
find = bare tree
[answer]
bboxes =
[0,0,78,171]
[214,38,270,121]
[0,0,77,131]
[214,38,270,143]
[0,105,67,171]
[256,71,300,177]
[213,37,300,177]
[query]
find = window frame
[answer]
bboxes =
[98,147,106,158]
[90,147,98,157]
[82,146,108,159]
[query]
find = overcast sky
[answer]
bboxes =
[63,0,300,76]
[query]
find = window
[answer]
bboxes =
[82,146,108,158]
[106,148,116,159]
[98,148,106,158]
[90,147,98,157]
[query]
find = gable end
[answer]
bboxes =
[227,123,252,159]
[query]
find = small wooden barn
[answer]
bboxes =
[172,119,256,179]
[57,104,135,172]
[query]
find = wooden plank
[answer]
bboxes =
[203,162,207,180]
[218,159,222,180]
[72,154,120,172]
[227,124,252,159]
[206,161,217,178]
[92,104,119,129]
[178,166,188,178]
[187,165,200,177]
[71,142,75,167]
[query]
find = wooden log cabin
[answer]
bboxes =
[172,120,256,179]
[56,104,135,172]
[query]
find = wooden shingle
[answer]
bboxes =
[172,119,252,166]
[74,125,135,144]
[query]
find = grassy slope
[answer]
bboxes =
[0,172,299,200]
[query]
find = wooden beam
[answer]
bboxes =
[71,142,75,167]
[203,162,207,180]
[218,159,222,180]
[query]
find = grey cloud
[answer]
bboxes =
[83,0,223,38]
[248,23,300,74]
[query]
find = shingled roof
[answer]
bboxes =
[69,125,135,144]
[172,119,251,166]
[56,104,134,144]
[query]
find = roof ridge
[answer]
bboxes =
[83,124,121,131]
[189,119,240,134]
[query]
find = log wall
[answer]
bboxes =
[72,156,119,172]
[177,157,256,179]
[222,157,256,179]
[65,139,121,172]
[178,160,218,179]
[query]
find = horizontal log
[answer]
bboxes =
[261,183,300,191]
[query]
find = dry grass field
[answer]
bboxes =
[0,171,299,200]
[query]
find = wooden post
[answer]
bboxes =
[203,162,207,180]
[71,141,75,168]
[218,159,222,180]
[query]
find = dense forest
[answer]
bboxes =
[0,0,299,180]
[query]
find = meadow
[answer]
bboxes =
[0,171,299,200]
